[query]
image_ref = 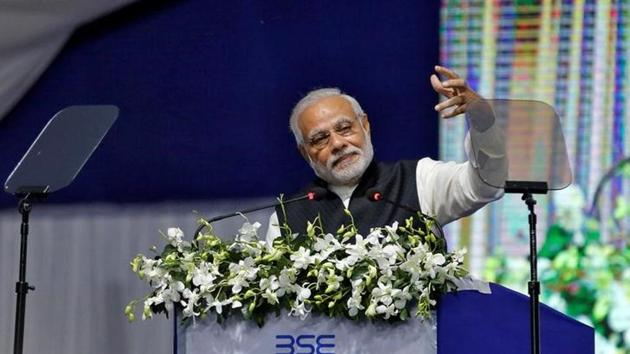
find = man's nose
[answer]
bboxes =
[329,132,347,152]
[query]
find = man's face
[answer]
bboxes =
[298,95,373,185]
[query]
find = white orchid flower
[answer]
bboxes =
[368,243,401,270]
[411,241,428,257]
[277,268,297,297]
[163,281,184,302]
[227,257,259,293]
[392,285,412,309]
[166,227,184,246]
[345,235,370,260]
[262,290,279,305]
[400,254,423,282]
[347,294,365,317]
[289,300,311,320]
[290,247,314,269]
[371,281,394,306]
[289,284,313,319]
[451,247,467,264]
[384,221,400,241]
[296,285,312,302]
[228,275,249,294]
[313,234,343,261]
[423,252,446,279]
[192,263,218,289]
[377,268,396,285]
[142,296,162,320]
[260,275,281,304]
[334,255,357,271]
[236,222,261,243]
[209,298,232,314]
[376,303,397,319]
[155,280,185,312]
[180,289,201,318]
[260,276,280,291]
[141,257,169,286]
[313,233,339,251]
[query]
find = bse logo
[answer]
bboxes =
[275,334,335,354]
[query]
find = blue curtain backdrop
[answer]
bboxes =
[0,0,440,208]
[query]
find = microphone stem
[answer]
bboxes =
[382,198,418,214]
[194,194,309,239]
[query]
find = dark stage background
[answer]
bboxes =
[0,2,442,353]
[0,0,440,207]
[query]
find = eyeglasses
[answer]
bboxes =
[305,116,364,151]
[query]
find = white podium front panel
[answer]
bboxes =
[176,312,437,354]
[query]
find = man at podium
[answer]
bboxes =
[266,65,507,243]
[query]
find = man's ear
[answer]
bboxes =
[298,144,308,161]
[361,114,371,135]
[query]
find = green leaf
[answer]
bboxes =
[592,297,609,321]
[130,256,142,273]
[399,308,409,321]
[342,231,354,240]
[306,221,315,237]
[539,225,572,259]
[350,264,369,280]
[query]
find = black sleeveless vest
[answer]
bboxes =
[275,160,421,237]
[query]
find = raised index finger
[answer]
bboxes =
[434,65,460,79]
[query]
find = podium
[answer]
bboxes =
[175,283,594,354]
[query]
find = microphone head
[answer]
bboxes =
[307,186,328,201]
[366,187,383,202]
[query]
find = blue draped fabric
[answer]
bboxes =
[437,283,594,354]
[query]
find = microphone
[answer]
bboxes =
[365,188,445,240]
[366,188,421,215]
[193,187,328,239]
[306,186,328,201]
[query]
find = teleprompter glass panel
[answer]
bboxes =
[4,105,119,195]
[465,99,571,191]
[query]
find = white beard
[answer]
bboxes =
[308,134,374,186]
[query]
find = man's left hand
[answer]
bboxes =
[430,65,481,119]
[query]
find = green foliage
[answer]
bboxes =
[487,214,630,352]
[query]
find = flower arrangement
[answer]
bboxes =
[126,211,468,326]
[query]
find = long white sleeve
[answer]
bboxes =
[416,120,507,225]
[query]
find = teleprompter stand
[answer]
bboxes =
[466,99,572,354]
[505,180,548,354]
[12,187,47,354]
[4,105,119,354]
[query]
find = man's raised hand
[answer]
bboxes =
[430,65,481,119]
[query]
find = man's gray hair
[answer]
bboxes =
[289,88,365,145]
